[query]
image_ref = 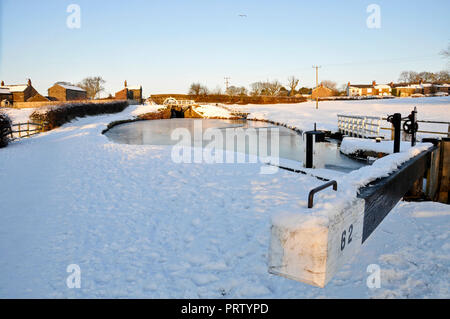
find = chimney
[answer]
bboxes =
[27,79,32,86]
[124,80,128,88]
[347,81,350,87]
[372,80,376,87]
[1,81,4,86]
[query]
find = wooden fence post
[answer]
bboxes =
[438,138,450,204]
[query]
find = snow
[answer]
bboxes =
[0,100,449,298]
[0,88,11,94]
[57,84,86,92]
[340,137,429,155]
[195,104,235,118]
[127,86,142,91]
[1,85,28,92]
[241,96,450,139]
[1,107,36,123]
[131,103,163,116]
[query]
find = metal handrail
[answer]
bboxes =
[308,180,338,208]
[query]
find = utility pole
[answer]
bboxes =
[224,77,231,91]
[312,65,321,109]
[312,65,321,88]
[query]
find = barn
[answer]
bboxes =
[48,83,87,101]
[0,79,40,103]
[0,88,13,106]
[115,81,143,103]
[311,84,335,99]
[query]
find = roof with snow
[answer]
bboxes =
[127,86,142,91]
[348,84,373,88]
[56,84,86,92]
[1,85,28,92]
[0,88,12,94]
[374,84,391,89]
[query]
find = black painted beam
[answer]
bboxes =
[357,148,435,243]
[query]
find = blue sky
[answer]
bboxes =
[0,0,449,97]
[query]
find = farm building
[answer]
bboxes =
[390,82,448,97]
[26,92,50,102]
[347,81,392,97]
[311,84,335,99]
[0,79,40,103]
[48,83,87,101]
[115,81,143,103]
[0,88,13,106]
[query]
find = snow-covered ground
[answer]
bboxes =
[240,96,450,140]
[340,137,423,155]
[1,107,36,123]
[0,98,449,298]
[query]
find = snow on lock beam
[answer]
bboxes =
[268,143,435,288]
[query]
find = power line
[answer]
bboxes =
[224,77,231,90]
[294,55,441,71]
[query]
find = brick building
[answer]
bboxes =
[390,81,450,97]
[48,83,87,101]
[0,79,40,102]
[0,88,13,106]
[115,81,142,103]
[347,81,392,96]
[311,84,334,99]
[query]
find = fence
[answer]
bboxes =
[337,114,382,138]
[1,121,48,140]
[338,114,450,139]
[380,118,450,138]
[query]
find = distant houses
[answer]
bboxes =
[115,81,143,103]
[48,83,87,101]
[391,82,449,97]
[347,81,391,97]
[346,80,449,97]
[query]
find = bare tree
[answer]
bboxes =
[189,83,209,96]
[211,85,223,95]
[398,71,411,83]
[398,70,449,84]
[437,70,450,82]
[264,80,283,96]
[441,44,450,58]
[320,80,337,91]
[227,86,247,96]
[287,76,299,96]
[77,76,105,99]
[250,82,265,96]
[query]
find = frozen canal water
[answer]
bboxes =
[104,119,366,172]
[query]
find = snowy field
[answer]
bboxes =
[241,96,450,140]
[0,97,449,298]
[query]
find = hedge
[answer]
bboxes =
[149,94,307,105]
[0,112,12,148]
[30,101,129,130]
